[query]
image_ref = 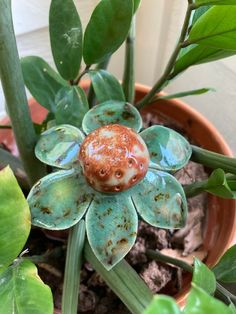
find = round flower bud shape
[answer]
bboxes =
[79,124,150,193]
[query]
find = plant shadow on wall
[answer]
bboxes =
[1,0,236,313]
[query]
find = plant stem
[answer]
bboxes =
[136,3,194,109]
[122,16,136,104]
[0,0,46,185]
[84,241,153,314]
[74,65,91,85]
[0,147,29,190]
[87,56,111,108]
[146,249,193,273]
[62,220,85,314]
[146,249,236,304]
[191,145,236,175]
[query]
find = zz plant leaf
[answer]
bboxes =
[55,86,89,128]
[192,258,216,295]
[89,69,125,103]
[21,56,68,112]
[143,295,181,314]
[0,167,30,274]
[187,6,236,51]
[49,0,83,80]
[195,0,236,6]
[0,259,53,314]
[212,245,236,283]
[205,169,236,198]
[83,0,133,65]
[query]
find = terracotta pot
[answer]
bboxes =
[1,82,236,310]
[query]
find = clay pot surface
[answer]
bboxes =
[0,82,236,309]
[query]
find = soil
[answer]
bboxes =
[1,110,209,313]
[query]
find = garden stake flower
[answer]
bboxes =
[27,101,192,270]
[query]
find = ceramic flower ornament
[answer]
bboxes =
[27,101,192,270]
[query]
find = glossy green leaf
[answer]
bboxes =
[55,86,89,128]
[195,0,236,6]
[212,245,236,283]
[157,88,214,100]
[132,169,187,229]
[184,284,232,314]
[192,258,216,295]
[140,125,192,172]
[27,168,94,230]
[86,194,138,270]
[143,295,181,314]
[35,124,84,169]
[89,69,125,103]
[133,0,141,12]
[0,167,30,274]
[188,6,236,51]
[49,0,82,80]
[82,101,142,134]
[172,44,235,77]
[205,169,236,198]
[0,259,53,314]
[21,56,68,112]
[83,0,133,65]
[191,6,211,25]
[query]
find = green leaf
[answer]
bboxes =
[188,6,236,51]
[184,284,232,314]
[205,169,236,198]
[192,258,216,295]
[27,168,94,230]
[133,0,141,12]
[49,0,82,80]
[89,70,125,103]
[157,88,214,100]
[35,124,84,169]
[86,194,138,270]
[143,295,181,314]
[195,0,236,6]
[0,259,53,314]
[172,44,235,76]
[21,56,68,112]
[131,169,188,229]
[0,167,30,274]
[191,5,212,25]
[140,125,192,172]
[82,101,142,134]
[55,86,89,128]
[212,245,236,283]
[83,0,133,65]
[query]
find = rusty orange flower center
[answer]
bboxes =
[79,124,150,193]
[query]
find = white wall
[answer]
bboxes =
[1,0,236,153]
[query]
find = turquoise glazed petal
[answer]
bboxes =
[86,194,138,270]
[35,124,85,169]
[140,125,192,171]
[82,101,142,134]
[132,169,187,229]
[27,169,94,230]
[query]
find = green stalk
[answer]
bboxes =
[0,0,46,185]
[146,249,236,304]
[191,145,236,175]
[0,147,29,190]
[87,56,111,108]
[122,16,136,104]
[62,220,85,314]
[136,2,194,109]
[84,241,153,314]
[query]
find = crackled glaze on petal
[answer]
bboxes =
[79,124,150,193]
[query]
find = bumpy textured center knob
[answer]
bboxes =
[79,124,150,193]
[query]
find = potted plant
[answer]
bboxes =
[0,0,236,313]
